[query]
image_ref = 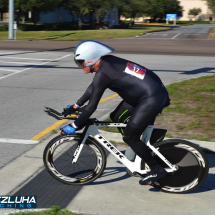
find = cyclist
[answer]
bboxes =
[60,40,170,185]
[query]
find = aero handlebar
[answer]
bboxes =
[44,106,81,120]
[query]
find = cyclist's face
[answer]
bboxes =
[78,61,91,74]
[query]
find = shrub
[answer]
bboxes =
[18,23,79,31]
[0,25,8,31]
[111,23,129,29]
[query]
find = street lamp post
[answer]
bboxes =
[8,0,14,40]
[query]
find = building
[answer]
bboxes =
[122,0,214,22]
[39,7,119,28]
[179,0,214,21]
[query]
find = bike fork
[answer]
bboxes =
[71,133,89,164]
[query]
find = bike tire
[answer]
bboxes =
[152,139,209,194]
[43,134,107,185]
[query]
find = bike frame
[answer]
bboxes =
[72,122,178,174]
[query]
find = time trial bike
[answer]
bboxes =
[43,107,209,194]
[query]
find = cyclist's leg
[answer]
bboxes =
[123,120,156,167]
[123,93,168,184]
[110,101,134,135]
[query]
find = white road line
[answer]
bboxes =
[0,68,20,72]
[0,60,40,65]
[0,54,72,80]
[0,56,52,61]
[142,33,151,37]
[0,138,39,144]
[171,33,181,39]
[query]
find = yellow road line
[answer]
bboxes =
[30,93,118,140]
[208,27,215,39]
[134,22,180,27]
[99,93,118,103]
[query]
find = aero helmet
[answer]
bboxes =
[74,40,115,67]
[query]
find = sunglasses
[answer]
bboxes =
[74,59,85,66]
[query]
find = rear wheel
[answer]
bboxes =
[43,134,106,185]
[152,139,209,193]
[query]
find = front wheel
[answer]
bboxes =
[43,134,107,185]
[152,139,209,193]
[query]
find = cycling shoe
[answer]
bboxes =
[139,167,167,185]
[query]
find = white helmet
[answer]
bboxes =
[74,40,115,67]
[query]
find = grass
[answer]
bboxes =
[156,75,215,141]
[0,26,170,41]
[100,116,119,133]
[51,130,58,134]
[100,75,215,141]
[13,206,88,215]
[110,140,126,145]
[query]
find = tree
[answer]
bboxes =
[62,0,104,28]
[143,0,183,21]
[14,0,60,26]
[104,0,131,22]
[0,0,8,21]
[25,0,60,25]
[62,0,89,29]
[188,8,202,20]
[126,0,147,21]
[204,0,215,18]
[15,0,28,26]
[85,0,103,26]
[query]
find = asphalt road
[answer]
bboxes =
[0,24,215,214]
[0,51,215,140]
[0,24,215,56]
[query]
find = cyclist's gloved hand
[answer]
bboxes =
[62,104,78,116]
[61,124,76,135]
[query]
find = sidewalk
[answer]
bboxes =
[0,128,214,196]
[0,128,214,215]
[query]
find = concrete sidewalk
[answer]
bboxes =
[0,128,214,196]
[0,104,214,214]
[0,130,214,215]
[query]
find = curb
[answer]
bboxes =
[134,22,181,27]
[135,28,174,37]
[1,209,96,215]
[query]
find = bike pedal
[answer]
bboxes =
[146,181,153,185]
[153,182,160,186]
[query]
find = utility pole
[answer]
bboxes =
[8,0,14,40]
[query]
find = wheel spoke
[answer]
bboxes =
[44,136,105,185]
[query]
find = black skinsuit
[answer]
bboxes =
[74,55,170,168]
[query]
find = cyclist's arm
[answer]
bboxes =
[74,72,112,127]
[76,83,93,107]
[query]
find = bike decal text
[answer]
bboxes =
[97,135,124,159]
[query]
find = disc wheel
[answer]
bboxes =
[43,134,106,185]
[152,139,209,193]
